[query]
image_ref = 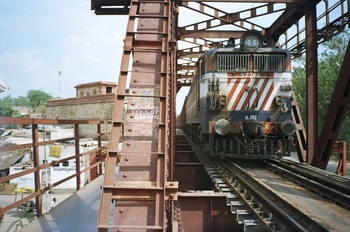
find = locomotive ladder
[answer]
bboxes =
[97,0,178,231]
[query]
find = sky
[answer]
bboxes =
[0,0,127,99]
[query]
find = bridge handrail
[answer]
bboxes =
[0,117,110,218]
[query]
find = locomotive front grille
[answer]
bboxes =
[253,54,284,72]
[217,54,249,72]
[216,53,285,73]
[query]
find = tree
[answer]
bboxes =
[26,90,53,110]
[292,31,350,140]
[13,96,30,107]
[0,97,18,117]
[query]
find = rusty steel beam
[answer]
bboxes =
[313,40,350,169]
[265,6,305,42]
[175,194,239,231]
[305,1,318,165]
[180,30,244,39]
[179,2,273,36]
[91,0,130,15]
[291,92,307,162]
[31,124,42,217]
[97,0,178,230]
[88,1,350,230]
[74,124,81,191]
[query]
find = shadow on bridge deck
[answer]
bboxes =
[25,175,104,232]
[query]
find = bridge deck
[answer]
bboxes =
[25,175,104,232]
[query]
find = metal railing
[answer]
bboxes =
[0,117,110,218]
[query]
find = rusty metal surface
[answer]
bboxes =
[173,134,242,231]
[334,142,347,176]
[92,1,349,171]
[291,92,307,162]
[90,0,350,230]
[305,1,319,165]
[97,0,178,230]
[176,195,240,232]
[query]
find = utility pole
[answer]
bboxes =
[58,71,62,98]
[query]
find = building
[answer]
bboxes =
[1,129,104,192]
[46,81,117,136]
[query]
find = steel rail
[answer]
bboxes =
[183,132,313,231]
[269,159,350,194]
[217,160,329,232]
[265,159,350,209]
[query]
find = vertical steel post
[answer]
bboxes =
[305,1,318,164]
[32,122,42,217]
[342,141,347,176]
[75,124,81,191]
[97,123,102,176]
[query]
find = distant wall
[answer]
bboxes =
[46,94,115,136]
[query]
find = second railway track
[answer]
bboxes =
[178,130,350,232]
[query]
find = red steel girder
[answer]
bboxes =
[265,5,305,42]
[291,92,307,162]
[174,194,239,231]
[313,40,350,169]
[97,0,178,231]
[305,1,319,164]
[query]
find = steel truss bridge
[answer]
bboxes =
[90,0,350,230]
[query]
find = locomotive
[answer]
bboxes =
[178,30,296,159]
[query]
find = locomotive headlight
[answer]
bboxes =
[242,33,261,51]
[281,120,296,136]
[214,119,231,135]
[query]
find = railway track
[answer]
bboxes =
[178,131,350,231]
[265,158,350,209]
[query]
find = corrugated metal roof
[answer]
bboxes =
[0,149,28,170]
[0,79,7,93]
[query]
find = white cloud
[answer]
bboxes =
[59,22,126,96]
[0,1,127,99]
[0,49,56,96]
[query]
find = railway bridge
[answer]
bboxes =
[1,0,350,231]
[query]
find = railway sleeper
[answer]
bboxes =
[185,133,273,231]
[205,166,262,229]
[230,201,247,212]
[244,220,266,232]
[226,194,239,206]
[236,209,255,224]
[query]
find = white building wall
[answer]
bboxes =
[8,130,99,191]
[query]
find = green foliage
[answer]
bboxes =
[292,61,306,122]
[292,31,350,141]
[13,96,30,107]
[0,89,53,117]
[26,90,53,110]
[0,100,18,116]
